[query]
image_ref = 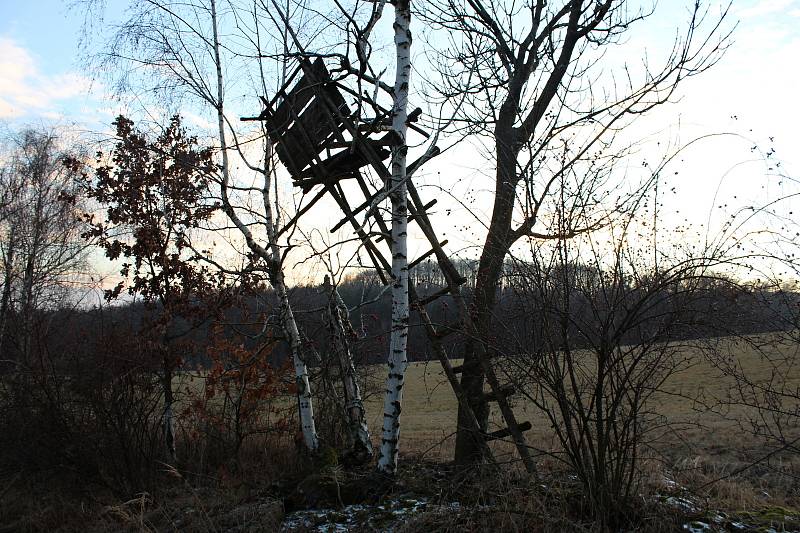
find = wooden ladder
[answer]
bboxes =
[325,172,536,474]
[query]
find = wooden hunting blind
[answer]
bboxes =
[241,57,537,475]
[243,58,401,192]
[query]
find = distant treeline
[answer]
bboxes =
[1,258,796,373]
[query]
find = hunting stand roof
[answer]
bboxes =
[242,57,406,192]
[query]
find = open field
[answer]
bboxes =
[356,335,797,459]
[178,332,800,466]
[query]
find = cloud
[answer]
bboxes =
[0,36,92,119]
[182,110,216,130]
[735,0,799,19]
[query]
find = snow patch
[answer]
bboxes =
[281,497,428,532]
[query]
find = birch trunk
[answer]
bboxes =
[210,0,318,451]
[377,0,412,474]
[274,267,318,451]
[324,276,373,463]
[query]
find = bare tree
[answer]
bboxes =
[418,0,732,464]
[501,179,728,525]
[696,229,800,487]
[0,128,89,363]
[86,0,336,451]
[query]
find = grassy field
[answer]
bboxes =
[356,333,800,466]
[178,332,800,471]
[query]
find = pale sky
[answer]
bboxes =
[1,0,798,284]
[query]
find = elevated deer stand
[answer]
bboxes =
[243,58,536,475]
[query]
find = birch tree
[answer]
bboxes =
[88,0,325,451]
[376,0,412,474]
[209,0,319,450]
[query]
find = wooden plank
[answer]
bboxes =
[484,422,532,442]
[483,384,515,403]
[294,170,360,194]
[351,171,393,244]
[415,286,451,307]
[275,184,331,239]
[294,140,391,186]
[408,241,447,270]
[312,87,392,182]
[276,97,348,173]
[269,58,329,133]
[327,178,391,285]
[331,188,387,232]
[408,199,437,224]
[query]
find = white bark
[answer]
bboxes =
[210,0,318,451]
[377,0,412,474]
[275,270,318,451]
[324,276,373,462]
[164,401,176,461]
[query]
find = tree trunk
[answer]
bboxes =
[20,232,39,364]
[324,276,373,463]
[454,130,520,464]
[210,0,318,451]
[275,271,318,451]
[0,231,17,358]
[163,351,176,462]
[377,0,412,475]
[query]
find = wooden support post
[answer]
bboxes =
[416,286,452,307]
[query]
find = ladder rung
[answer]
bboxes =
[330,190,384,232]
[484,421,532,442]
[451,364,463,374]
[408,199,437,223]
[409,241,448,269]
[420,199,437,211]
[331,213,355,233]
[483,384,515,403]
[416,286,451,307]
